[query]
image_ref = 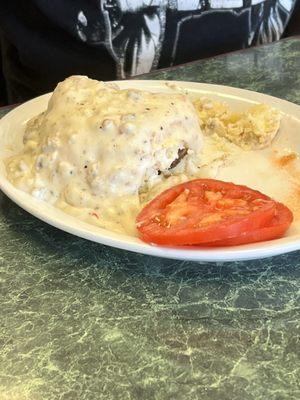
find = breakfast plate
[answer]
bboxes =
[0,80,300,262]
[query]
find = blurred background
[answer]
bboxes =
[0,0,299,107]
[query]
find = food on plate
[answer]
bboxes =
[6,76,204,233]
[7,75,202,197]
[136,179,293,246]
[194,99,281,150]
[5,75,289,242]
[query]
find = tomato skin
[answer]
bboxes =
[137,179,279,246]
[202,202,293,247]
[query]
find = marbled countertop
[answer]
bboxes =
[1,38,300,400]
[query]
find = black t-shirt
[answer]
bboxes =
[0,0,296,102]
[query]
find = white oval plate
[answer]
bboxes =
[1,80,300,262]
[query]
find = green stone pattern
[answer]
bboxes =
[0,38,300,400]
[139,37,300,105]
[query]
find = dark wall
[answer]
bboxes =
[0,40,8,106]
[284,0,300,37]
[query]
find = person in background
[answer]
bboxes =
[0,0,299,105]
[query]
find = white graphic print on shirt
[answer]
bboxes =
[76,0,295,78]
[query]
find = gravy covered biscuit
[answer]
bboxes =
[6,76,203,233]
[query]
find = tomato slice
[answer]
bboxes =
[136,179,278,246]
[203,202,293,247]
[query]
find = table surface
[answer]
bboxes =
[1,37,300,400]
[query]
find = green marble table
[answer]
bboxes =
[1,37,300,400]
